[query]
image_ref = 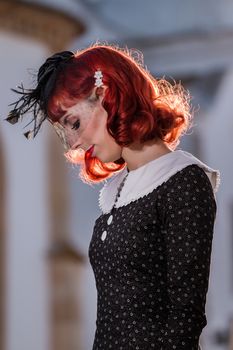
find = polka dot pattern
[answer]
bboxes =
[88,165,217,349]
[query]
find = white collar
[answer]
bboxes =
[98,149,221,214]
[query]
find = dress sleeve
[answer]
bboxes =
[158,164,217,350]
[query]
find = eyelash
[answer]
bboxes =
[71,120,80,130]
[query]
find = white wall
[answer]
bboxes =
[68,170,102,350]
[198,68,233,350]
[0,32,50,350]
[89,0,233,37]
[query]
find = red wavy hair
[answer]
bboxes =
[47,43,193,184]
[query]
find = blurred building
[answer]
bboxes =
[0,0,230,349]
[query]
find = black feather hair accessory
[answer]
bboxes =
[5,50,74,139]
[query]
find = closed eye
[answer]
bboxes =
[71,120,80,130]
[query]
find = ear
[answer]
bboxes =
[89,85,107,103]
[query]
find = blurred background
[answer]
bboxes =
[0,0,230,349]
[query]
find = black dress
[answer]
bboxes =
[88,164,217,350]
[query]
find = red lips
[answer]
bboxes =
[87,145,94,156]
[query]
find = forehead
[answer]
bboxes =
[59,99,93,122]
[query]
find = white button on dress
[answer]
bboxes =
[101,230,107,241]
[107,215,113,225]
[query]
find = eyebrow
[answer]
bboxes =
[63,113,72,125]
[63,113,80,125]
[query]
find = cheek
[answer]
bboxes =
[103,130,122,158]
[79,114,99,140]
[90,111,108,138]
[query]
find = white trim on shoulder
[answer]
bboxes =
[98,149,221,214]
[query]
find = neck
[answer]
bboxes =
[122,139,172,172]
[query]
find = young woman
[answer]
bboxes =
[6,44,220,350]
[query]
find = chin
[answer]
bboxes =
[94,144,122,162]
[97,153,122,164]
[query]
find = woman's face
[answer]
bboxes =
[54,86,123,163]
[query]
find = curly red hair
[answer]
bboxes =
[47,43,193,184]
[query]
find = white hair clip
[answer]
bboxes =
[94,69,103,87]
